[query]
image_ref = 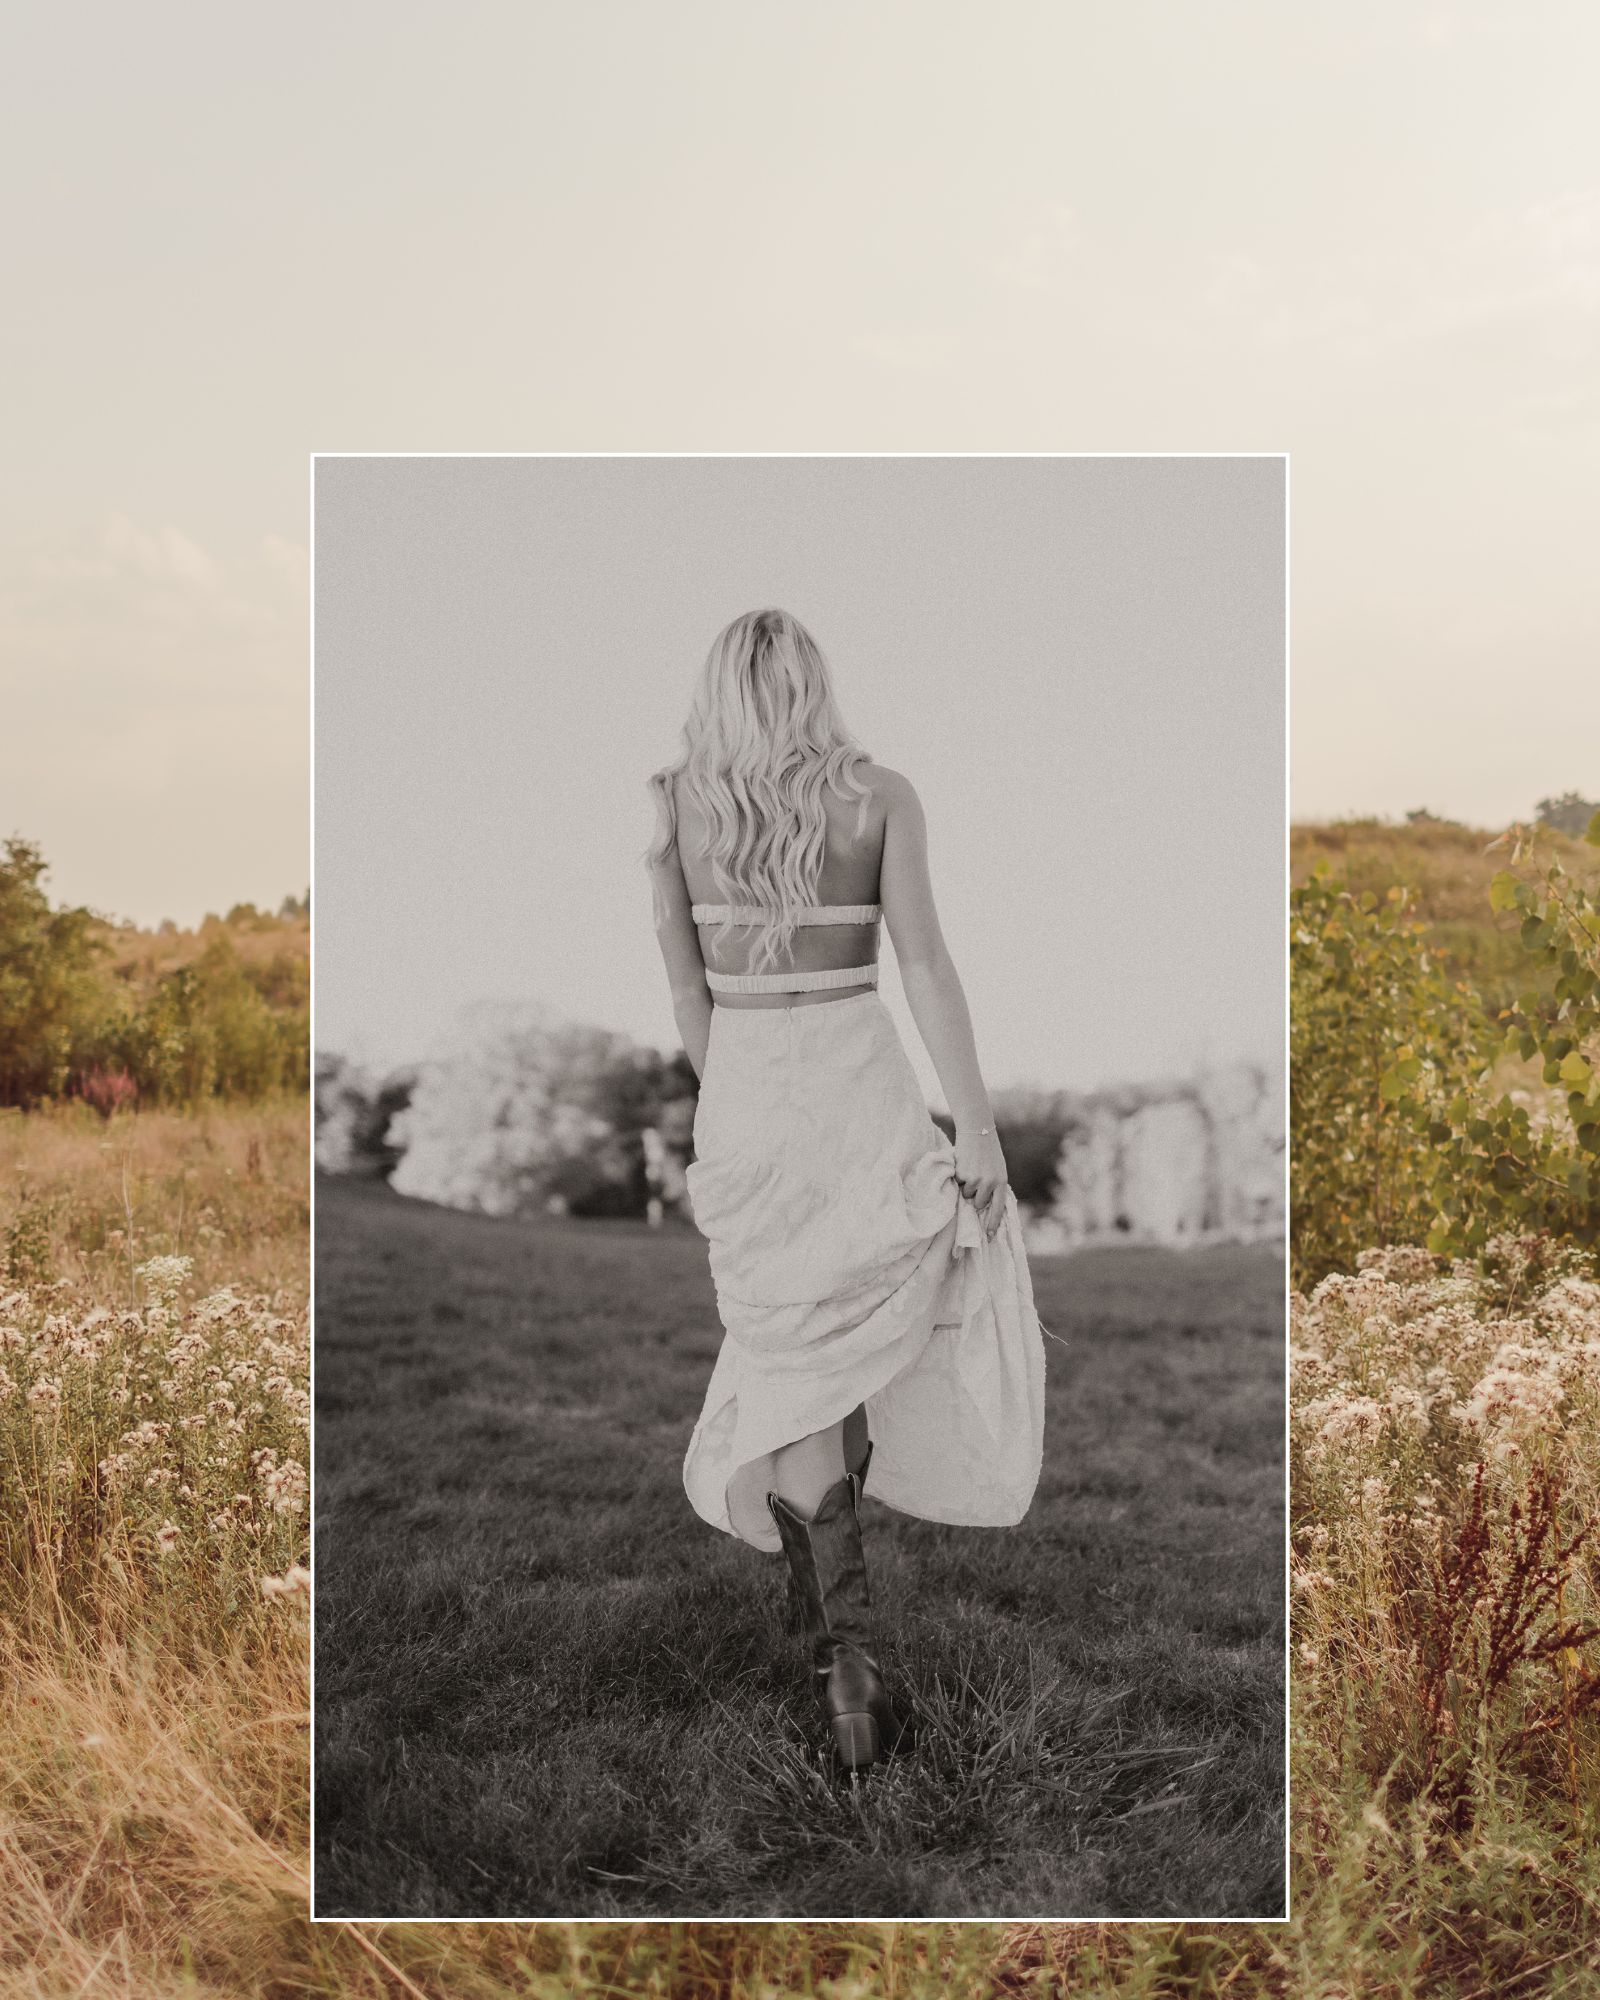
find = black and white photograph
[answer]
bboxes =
[311,452,1288,1920]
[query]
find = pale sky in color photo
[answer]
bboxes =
[2,1,1595,941]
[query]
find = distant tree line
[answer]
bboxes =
[318,1025,1284,1248]
[1536,792,1600,837]
[0,837,309,1111]
[315,1025,1218,1224]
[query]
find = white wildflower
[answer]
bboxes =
[262,1458,308,1517]
[1456,1367,1564,1431]
[137,1255,194,1306]
[1384,1385,1430,1431]
[260,1562,311,1600]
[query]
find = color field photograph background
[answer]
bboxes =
[3,2,1597,1994]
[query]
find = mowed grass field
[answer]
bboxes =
[313,1174,1285,1922]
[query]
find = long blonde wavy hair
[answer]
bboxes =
[646,608,873,975]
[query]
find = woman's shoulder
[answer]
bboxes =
[848,760,921,815]
[660,764,697,828]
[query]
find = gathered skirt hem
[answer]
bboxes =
[679,992,1048,1553]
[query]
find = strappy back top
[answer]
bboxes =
[692,904,881,995]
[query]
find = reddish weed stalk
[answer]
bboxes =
[1408,1458,1600,1809]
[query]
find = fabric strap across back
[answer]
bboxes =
[705,963,879,995]
[692,904,880,925]
[694,903,881,996]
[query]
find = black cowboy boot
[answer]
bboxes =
[780,1432,872,1634]
[768,1467,909,1773]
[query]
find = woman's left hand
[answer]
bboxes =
[955,1124,1010,1241]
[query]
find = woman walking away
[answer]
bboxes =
[647,608,1046,1775]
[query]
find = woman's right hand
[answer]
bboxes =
[955,1124,1009,1240]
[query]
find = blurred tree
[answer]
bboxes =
[1536,792,1600,836]
[0,838,107,1107]
[316,1054,416,1176]
[117,938,305,1104]
[382,1008,699,1218]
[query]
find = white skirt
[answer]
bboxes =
[681,989,1047,1553]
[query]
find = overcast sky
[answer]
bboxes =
[2,2,1594,937]
[314,455,1282,1096]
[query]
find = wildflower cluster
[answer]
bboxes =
[1291,1235,1600,1792]
[0,1254,308,1601]
[1293,1237,1600,1492]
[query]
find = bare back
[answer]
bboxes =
[672,766,890,1009]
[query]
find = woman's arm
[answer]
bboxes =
[877,769,1010,1238]
[650,841,713,1081]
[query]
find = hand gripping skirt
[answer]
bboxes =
[681,988,1047,1553]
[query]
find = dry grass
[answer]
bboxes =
[0,1100,308,1300]
[1285,1239,1600,1991]
[7,1101,1600,1992]
[1289,817,1600,917]
[0,1101,316,1998]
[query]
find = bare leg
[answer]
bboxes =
[771,1418,847,1517]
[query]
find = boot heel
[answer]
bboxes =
[831,1711,880,1771]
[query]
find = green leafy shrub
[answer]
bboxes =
[1404,819,1600,1258]
[1293,816,1600,1288]
[1291,869,1486,1289]
[1,838,308,1112]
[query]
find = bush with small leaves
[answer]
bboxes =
[1390,816,1600,1263]
[1292,814,1600,1287]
